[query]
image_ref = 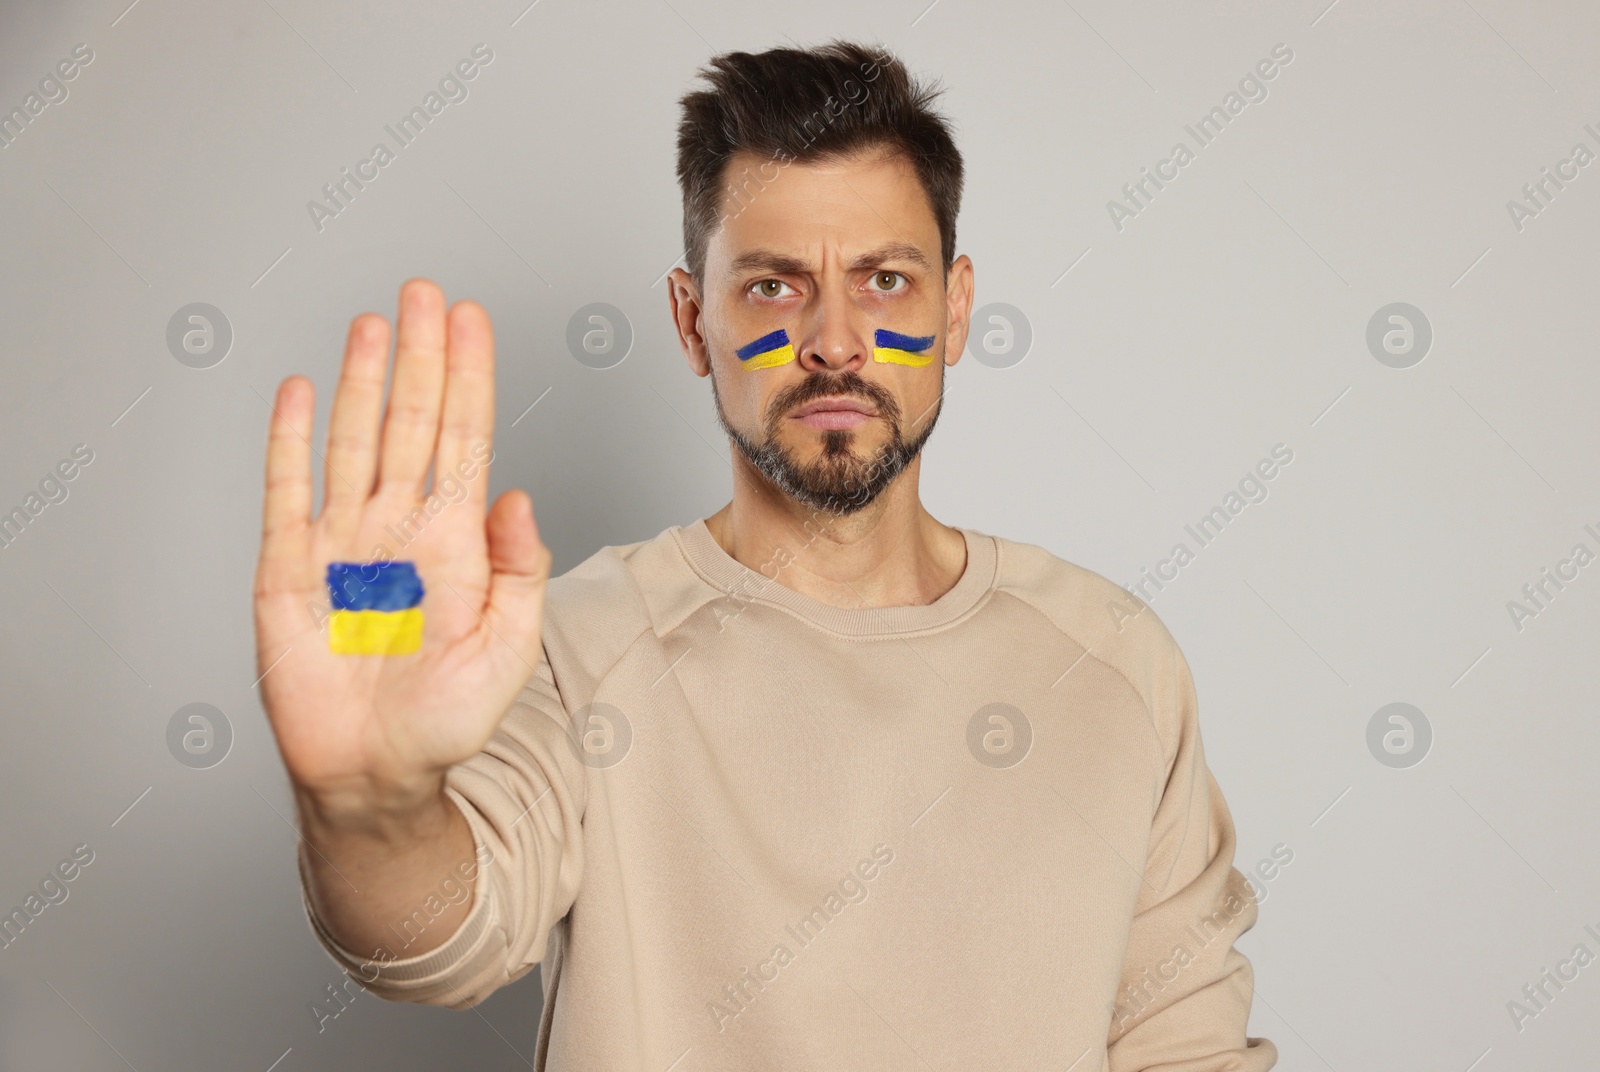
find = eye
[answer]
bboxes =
[752,279,795,299]
[870,271,906,293]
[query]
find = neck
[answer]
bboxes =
[702,453,968,610]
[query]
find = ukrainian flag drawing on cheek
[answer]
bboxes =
[735,328,797,370]
[326,561,425,655]
[872,329,937,367]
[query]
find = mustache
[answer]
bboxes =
[770,370,900,424]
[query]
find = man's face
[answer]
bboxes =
[670,147,972,517]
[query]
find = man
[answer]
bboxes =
[256,39,1278,1071]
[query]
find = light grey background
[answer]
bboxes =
[2,0,1597,1068]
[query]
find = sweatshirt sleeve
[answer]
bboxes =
[1105,641,1278,1071]
[297,647,588,1009]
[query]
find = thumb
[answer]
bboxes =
[483,489,551,663]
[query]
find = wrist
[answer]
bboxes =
[293,770,453,845]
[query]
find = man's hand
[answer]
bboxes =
[253,277,551,827]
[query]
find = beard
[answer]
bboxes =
[711,365,943,517]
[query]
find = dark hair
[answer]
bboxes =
[674,39,964,289]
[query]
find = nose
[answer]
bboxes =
[794,287,868,374]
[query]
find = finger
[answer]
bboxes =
[257,375,315,597]
[435,300,496,514]
[375,278,448,498]
[322,313,390,520]
[482,489,551,667]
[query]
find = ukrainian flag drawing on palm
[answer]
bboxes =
[326,561,425,655]
[872,328,936,367]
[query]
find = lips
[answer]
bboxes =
[790,397,878,419]
[789,396,878,431]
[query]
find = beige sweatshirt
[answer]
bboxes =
[299,518,1278,1071]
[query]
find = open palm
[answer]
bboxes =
[252,279,550,804]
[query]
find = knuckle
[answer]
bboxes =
[324,433,374,457]
[385,402,436,426]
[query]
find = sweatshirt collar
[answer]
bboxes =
[671,517,998,637]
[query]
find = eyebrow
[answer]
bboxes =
[725,241,934,277]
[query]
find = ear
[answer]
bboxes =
[942,254,974,367]
[668,267,711,378]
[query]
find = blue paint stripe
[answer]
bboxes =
[736,329,790,361]
[875,328,934,352]
[327,561,424,610]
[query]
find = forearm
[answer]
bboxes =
[294,776,479,962]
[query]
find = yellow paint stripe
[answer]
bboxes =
[873,347,936,368]
[741,343,796,370]
[328,608,424,655]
